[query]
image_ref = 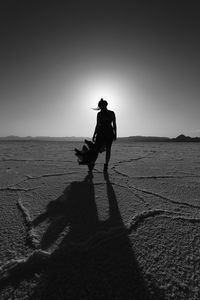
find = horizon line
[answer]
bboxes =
[0,134,199,139]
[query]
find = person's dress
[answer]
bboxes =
[95,110,115,150]
[74,110,114,168]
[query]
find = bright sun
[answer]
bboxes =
[74,68,133,131]
[69,68,135,136]
[82,75,124,113]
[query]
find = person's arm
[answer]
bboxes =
[112,112,117,140]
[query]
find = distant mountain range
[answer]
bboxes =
[0,136,85,141]
[118,134,200,142]
[0,134,200,142]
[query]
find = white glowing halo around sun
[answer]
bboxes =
[82,76,125,114]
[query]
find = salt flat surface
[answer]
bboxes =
[0,141,200,299]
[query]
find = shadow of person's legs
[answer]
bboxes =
[102,172,160,299]
[104,171,124,227]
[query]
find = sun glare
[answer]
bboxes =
[72,68,134,136]
[81,74,125,114]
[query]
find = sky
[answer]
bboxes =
[1,0,200,138]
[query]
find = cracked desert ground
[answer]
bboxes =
[0,141,200,300]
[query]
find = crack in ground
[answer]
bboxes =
[112,151,157,166]
[112,166,200,180]
[130,175,200,179]
[110,163,200,211]
[17,193,39,249]
[113,156,149,165]
[79,167,200,213]
[93,168,192,210]
[0,159,73,162]
[0,172,76,191]
[128,182,200,210]
[0,186,41,192]
[128,209,200,231]
[25,172,75,180]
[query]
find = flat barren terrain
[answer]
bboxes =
[0,141,200,299]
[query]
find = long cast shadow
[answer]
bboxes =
[0,173,164,299]
[29,172,164,300]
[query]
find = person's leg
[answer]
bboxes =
[105,145,111,165]
[104,141,112,171]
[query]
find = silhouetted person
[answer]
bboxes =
[74,98,117,172]
[92,98,117,172]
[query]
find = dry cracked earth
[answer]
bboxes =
[0,141,200,300]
